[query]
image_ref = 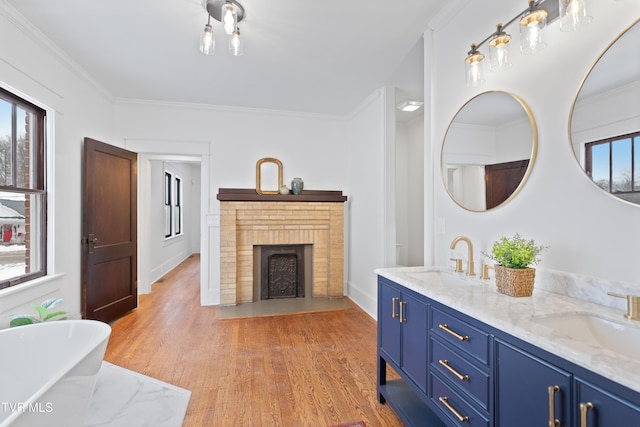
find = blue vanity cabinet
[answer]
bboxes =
[429,308,492,427]
[378,277,446,427]
[495,340,572,427]
[378,277,428,393]
[574,378,640,427]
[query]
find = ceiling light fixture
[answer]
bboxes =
[200,0,245,56]
[465,0,592,86]
[397,101,424,112]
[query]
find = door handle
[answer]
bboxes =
[86,234,98,253]
[391,297,399,319]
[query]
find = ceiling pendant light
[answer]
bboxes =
[465,44,485,87]
[230,27,243,56]
[200,15,215,55]
[559,0,592,31]
[520,0,548,54]
[488,24,512,72]
[200,0,246,56]
[222,1,237,35]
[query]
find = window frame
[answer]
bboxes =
[585,131,639,197]
[0,87,47,290]
[164,170,183,240]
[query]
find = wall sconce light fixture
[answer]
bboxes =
[465,0,592,86]
[200,0,245,56]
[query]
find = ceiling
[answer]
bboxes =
[5,0,449,116]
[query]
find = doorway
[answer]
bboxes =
[137,154,202,295]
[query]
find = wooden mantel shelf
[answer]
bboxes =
[217,188,347,202]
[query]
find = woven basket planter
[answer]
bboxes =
[494,265,536,297]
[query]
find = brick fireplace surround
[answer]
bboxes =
[217,189,347,305]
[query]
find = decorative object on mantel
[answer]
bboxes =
[279,185,290,195]
[291,177,304,195]
[483,233,547,297]
[255,157,283,195]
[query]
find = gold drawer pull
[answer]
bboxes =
[438,396,469,423]
[580,402,594,427]
[400,301,407,323]
[548,385,561,427]
[391,297,399,318]
[438,359,469,381]
[438,323,469,341]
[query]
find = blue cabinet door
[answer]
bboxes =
[495,340,571,427]
[400,291,428,393]
[575,378,640,426]
[379,280,401,366]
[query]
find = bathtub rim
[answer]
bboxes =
[0,319,111,426]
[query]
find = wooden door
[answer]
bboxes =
[82,138,137,322]
[485,159,529,209]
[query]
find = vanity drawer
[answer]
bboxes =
[431,337,489,410]
[431,307,489,365]
[431,373,490,427]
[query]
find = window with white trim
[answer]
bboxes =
[0,87,46,290]
[164,170,183,239]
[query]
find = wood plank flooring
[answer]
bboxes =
[104,254,403,427]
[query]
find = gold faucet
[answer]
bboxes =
[450,236,475,276]
[608,292,640,321]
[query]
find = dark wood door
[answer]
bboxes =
[485,159,529,209]
[82,138,137,322]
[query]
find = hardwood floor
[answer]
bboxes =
[104,254,403,426]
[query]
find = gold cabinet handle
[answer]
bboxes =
[548,385,561,427]
[438,323,469,341]
[580,402,594,427]
[391,297,399,319]
[438,396,469,423]
[438,359,469,381]
[399,301,407,323]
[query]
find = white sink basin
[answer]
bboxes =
[405,270,477,286]
[529,312,640,359]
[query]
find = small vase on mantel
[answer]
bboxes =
[291,178,304,195]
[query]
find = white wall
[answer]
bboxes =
[396,115,424,266]
[0,5,115,327]
[428,1,640,289]
[345,89,393,317]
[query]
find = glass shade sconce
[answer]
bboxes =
[520,1,548,54]
[488,24,512,72]
[465,0,592,86]
[559,0,592,31]
[465,44,486,87]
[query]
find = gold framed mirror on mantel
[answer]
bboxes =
[441,91,538,212]
[255,157,283,195]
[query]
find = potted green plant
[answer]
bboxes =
[8,298,68,327]
[484,234,547,297]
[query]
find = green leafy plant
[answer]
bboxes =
[483,233,547,269]
[9,298,68,327]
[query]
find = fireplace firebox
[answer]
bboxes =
[257,245,307,300]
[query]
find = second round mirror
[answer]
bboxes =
[441,91,538,211]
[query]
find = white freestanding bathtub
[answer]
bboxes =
[0,320,111,427]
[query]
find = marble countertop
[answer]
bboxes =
[375,266,640,394]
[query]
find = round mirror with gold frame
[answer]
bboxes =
[569,19,640,206]
[441,91,538,212]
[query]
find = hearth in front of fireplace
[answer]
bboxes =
[253,244,312,301]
